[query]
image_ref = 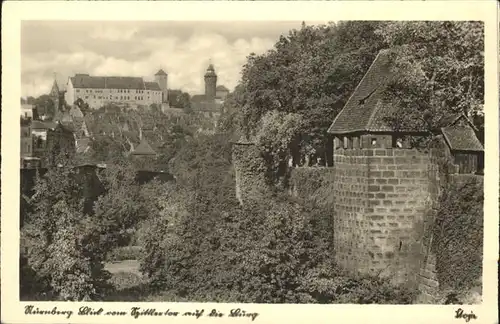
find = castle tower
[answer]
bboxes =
[204,63,217,102]
[155,69,169,104]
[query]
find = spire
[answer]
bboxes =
[51,73,60,96]
[207,59,215,72]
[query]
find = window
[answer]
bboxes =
[76,89,80,93]
[371,138,377,146]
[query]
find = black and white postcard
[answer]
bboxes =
[1,1,498,324]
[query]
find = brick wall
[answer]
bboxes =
[334,148,437,287]
[333,149,370,273]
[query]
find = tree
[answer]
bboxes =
[33,95,56,119]
[21,156,112,301]
[74,98,91,115]
[168,89,191,110]
[377,21,484,135]
[254,110,303,186]
[231,21,386,153]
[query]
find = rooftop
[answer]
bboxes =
[441,125,483,152]
[131,138,157,156]
[70,74,162,91]
[155,69,168,76]
[328,49,399,135]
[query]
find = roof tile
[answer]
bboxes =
[328,50,397,134]
[441,125,483,152]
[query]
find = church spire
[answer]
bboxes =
[50,73,59,96]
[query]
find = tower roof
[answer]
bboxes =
[155,69,168,76]
[131,138,157,156]
[205,63,217,77]
[327,49,399,135]
[50,79,60,95]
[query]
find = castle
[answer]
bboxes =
[60,63,230,113]
[63,70,167,110]
[232,49,484,303]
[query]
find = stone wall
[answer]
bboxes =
[232,143,483,301]
[333,148,437,287]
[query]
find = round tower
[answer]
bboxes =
[204,63,217,102]
[154,69,169,103]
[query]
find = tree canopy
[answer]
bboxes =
[223,21,484,151]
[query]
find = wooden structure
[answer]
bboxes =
[440,114,484,174]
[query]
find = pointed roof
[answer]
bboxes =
[440,113,483,152]
[205,63,217,77]
[440,113,478,131]
[50,79,60,96]
[131,138,157,156]
[328,49,399,135]
[155,69,168,76]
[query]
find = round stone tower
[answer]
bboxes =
[204,63,217,102]
[154,69,168,103]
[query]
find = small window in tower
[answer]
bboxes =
[371,138,377,146]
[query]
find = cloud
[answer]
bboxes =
[21,21,313,98]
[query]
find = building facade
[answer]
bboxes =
[64,70,168,110]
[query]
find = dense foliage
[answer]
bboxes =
[433,177,483,292]
[19,21,483,304]
[20,157,168,301]
[380,21,484,134]
[221,21,484,174]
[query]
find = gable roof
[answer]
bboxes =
[216,85,229,92]
[441,125,483,152]
[145,81,161,91]
[70,105,84,119]
[440,113,478,131]
[328,49,398,135]
[131,138,157,156]
[70,75,146,90]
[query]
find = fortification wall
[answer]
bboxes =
[334,148,437,287]
[232,143,483,301]
[232,143,269,205]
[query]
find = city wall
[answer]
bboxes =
[232,143,483,302]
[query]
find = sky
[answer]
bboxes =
[21,20,330,98]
